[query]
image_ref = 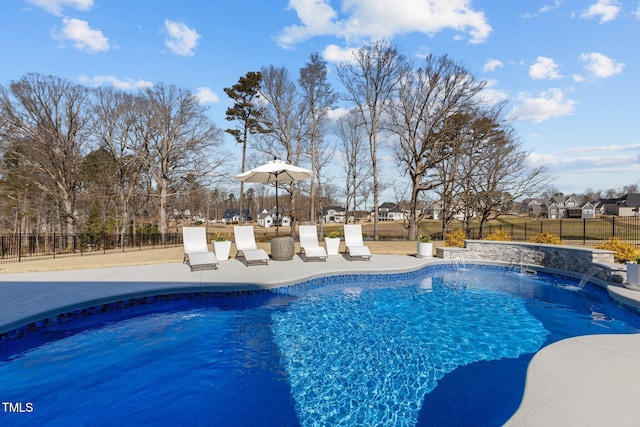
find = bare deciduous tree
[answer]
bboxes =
[132,83,224,240]
[0,73,91,236]
[434,104,550,238]
[460,109,550,237]
[90,87,147,240]
[299,52,337,222]
[258,64,306,235]
[388,54,484,240]
[337,110,372,222]
[337,40,409,240]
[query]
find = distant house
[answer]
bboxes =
[547,196,596,219]
[598,193,640,217]
[257,208,290,228]
[222,209,251,223]
[525,199,547,217]
[596,197,623,215]
[581,202,596,219]
[322,206,347,223]
[257,209,273,228]
[428,201,470,221]
[376,202,406,221]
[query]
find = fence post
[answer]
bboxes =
[583,219,586,245]
[559,220,563,240]
[612,217,616,238]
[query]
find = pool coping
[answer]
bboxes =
[2,254,640,426]
[0,254,439,336]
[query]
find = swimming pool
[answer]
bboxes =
[1,265,639,426]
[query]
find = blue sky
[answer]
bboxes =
[1,0,639,199]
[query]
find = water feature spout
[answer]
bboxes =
[451,254,466,269]
[578,266,600,289]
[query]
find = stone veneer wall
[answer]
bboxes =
[436,240,622,286]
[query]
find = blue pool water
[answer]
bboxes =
[1,266,639,426]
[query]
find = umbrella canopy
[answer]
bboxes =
[235,159,313,184]
[235,159,312,235]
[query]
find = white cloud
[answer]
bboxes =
[277,0,492,48]
[528,146,640,193]
[194,87,219,104]
[57,18,109,53]
[164,20,200,56]
[529,56,561,80]
[580,52,624,78]
[523,0,564,17]
[538,1,564,14]
[565,143,640,153]
[478,80,508,105]
[24,0,93,16]
[581,0,621,23]
[529,144,640,172]
[415,46,431,59]
[322,44,358,63]
[483,59,503,72]
[512,88,577,123]
[78,75,151,90]
[529,152,637,172]
[326,107,351,121]
[277,0,339,47]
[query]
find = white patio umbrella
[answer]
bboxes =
[235,159,312,236]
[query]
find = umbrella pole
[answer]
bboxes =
[275,179,279,237]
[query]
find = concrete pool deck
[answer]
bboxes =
[1,253,640,425]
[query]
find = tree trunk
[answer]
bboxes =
[160,177,168,243]
[408,184,421,241]
[239,127,248,225]
[371,130,379,241]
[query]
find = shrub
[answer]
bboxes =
[445,229,466,247]
[326,230,341,239]
[595,237,640,263]
[214,232,231,242]
[417,234,431,243]
[484,230,512,241]
[529,231,561,245]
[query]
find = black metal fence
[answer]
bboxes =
[0,232,182,264]
[460,216,640,245]
[1,217,638,265]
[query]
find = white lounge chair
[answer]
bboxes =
[233,226,269,265]
[344,224,371,261]
[299,225,327,262]
[182,227,218,271]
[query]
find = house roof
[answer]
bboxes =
[379,202,398,209]
[625,193,640,207]
[322,206,345,214]
[598,197,624,206]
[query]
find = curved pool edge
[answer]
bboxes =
[0,254,441,337]
[3,256,640,338]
